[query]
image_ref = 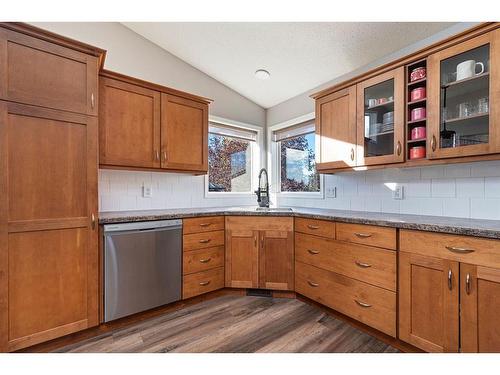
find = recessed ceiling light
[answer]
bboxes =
[255,69,270,80]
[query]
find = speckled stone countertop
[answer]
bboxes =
[98,206,500,239]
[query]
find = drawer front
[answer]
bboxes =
[183,230,224,251]
[336,223,396,250]
[400,229,500,269]
[295,218,335,239]
[182,267,224,299]
[295,261,396,337]
[295,233,396,291]
[183,246,224,275]
[183,216,225,235]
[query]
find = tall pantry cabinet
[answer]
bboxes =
[0,23,105,352]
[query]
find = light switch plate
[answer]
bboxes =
[392,185,404,200]
[326,186,337,198]
[142,184,153,198]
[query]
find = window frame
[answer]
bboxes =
[205,116,263,198]
[268,112,324,199]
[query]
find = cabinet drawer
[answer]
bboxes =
[295,218,335,239]
[183,230,224,251]
[295,261,396,337]
[182,267,224,299]
[183,216,224,235]
[336,223,396,250]
[295,233,396,291]
[400,229,500,269]
[183,246,224,275]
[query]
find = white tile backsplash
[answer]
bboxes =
[275,160,500,220]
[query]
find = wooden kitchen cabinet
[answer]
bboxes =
[0,102,99,352]
[225,217,294,290]
[161,93,208,172]
[99,76,161,168]
[356,67,405,166]
[315,86,357,170]
[460,264,500,352]
[427,29,500,159]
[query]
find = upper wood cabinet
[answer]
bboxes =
[427,29,500,159]
[99,77,161,168]
[0,27,99,116]
[161,93,208,172]
[315,86,357,170]
[356,67,405,166]
[98,71,211,174]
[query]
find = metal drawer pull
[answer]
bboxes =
[448,269,453,291]
[307,225,320,230]
[466,273,471,295]
[199,281,211,286]
[199,239,211,244]
[445,246,475,254]
[307,280,319,287]
[307,249,320,255]
[355,299,372,308]
[354,232,372,238]
[199,223,212,227]
[355,261,372,268]
[199,258,211,263]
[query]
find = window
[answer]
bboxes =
[208,122,258,193]
[273,120,320,193]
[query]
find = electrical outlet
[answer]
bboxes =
[326,186,337,198]
[392,185,404,200]
[142,184,153,198]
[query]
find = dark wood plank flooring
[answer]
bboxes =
[55,295,399,353]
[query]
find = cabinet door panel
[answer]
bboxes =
[399,252,459,352]
[0,103,98,352]
[225,230,258,288]
[461,264,500,352]
[99,77,160,168]
[0,28,98,116]
[161,94,208,172]
[259,230,294,290]
[316,86,357,169]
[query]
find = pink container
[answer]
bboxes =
[410,87,426,102]
[411,126,426,140]
[409,146,426,160]
[411,107,426,121]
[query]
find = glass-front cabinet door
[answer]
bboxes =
[356,67,405,166]
[428,30,499,159]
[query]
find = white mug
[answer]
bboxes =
[456,60,485,80]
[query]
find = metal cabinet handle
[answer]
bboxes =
[307,249,320,255]
[396,141,402,156]
[307,225,320,230]
[307,280,319,287]
[431,135,437,152]
[199,223,212,227]
[199,239,211,244]
[350,148,355,161]
[445,246,475,254]
[91,213,96,230]
[91,93,95,109]
[199,258,211,264]
[448,269,453,291]
[466,273,471,295]
[355,260,372,268]
[199,281,210,286]
[354,232,372,238]
[355,299,372,308]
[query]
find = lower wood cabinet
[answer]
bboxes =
[225,217,294,291]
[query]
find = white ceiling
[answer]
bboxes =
[123,22,453,109]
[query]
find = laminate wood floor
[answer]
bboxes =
[56,295,399,353]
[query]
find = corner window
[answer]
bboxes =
[208,122,257,193]
[273,120,320,193]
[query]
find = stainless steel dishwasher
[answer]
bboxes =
[103,219,182,322]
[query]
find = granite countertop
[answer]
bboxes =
[98,206,500,239]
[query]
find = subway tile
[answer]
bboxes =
[431,179,456,197]
[485,177,500,198]
[443,198,470,218]
[456,178,484,198]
